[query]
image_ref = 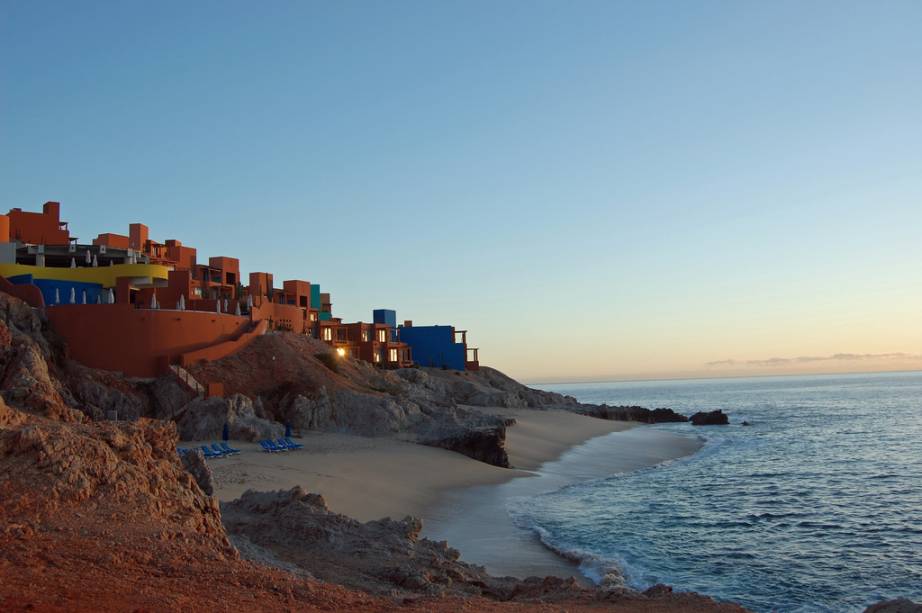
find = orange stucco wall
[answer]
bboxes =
[250,300,306,333]
[46,304,250,377]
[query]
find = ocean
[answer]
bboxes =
[526,371,922,613]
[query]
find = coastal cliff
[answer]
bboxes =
[0,288,752,611]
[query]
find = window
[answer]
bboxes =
[389,348,398,362]
[322,327,332,341]
[373,351,381,363]
[361,330,369,342]
[377,329,387,342]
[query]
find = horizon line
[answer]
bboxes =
[522,366,922,387]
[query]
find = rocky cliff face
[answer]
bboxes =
[0,399,423,612]
[0,391,750,612]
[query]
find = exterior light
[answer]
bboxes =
[336,347,346,358]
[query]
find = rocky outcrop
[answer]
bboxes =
[222,487,505,598]
[64,364,149,421]
[176,393,283,442]
[400,366,580,410]
[277,386,427,436]
[148,375,194,420]
[0,296,83,422]
[0,400,405,612]
[181,447,216,495]
[577,404,688,423]
[421,425,510,468]
[221,487,751,611]
[690,410,729,426]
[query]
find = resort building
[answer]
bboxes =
[398,322,479,371]
[0,201,478,382]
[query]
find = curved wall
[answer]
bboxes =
[0,263,171,287]
[46,304,249,377]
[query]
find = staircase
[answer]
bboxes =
[169,364,205,398]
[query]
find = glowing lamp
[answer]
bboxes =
[336,347,346,357]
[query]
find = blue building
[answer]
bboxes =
[397,323,471,370]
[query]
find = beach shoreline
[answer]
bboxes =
[209,407,640,521]
[210,407,702,580]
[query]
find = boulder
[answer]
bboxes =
[690,410,729,426]
[650,407,690,423]
[176,394,283,442]
[421,425,510,468]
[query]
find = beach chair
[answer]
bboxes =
[283,437,304,450]
[275,438,296,451]
[259,440,278,453]
[219,441,241,455]
[211,443,233,457]
[200,445,220,459]
[265,439,288,453]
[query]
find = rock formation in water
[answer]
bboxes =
[690,409,729,426]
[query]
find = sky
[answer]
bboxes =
[2,1,921,382]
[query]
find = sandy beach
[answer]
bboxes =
[210,407,637,521]
[209,407,702,580]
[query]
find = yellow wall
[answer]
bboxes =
[0,263,172,287]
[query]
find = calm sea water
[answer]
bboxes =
[526,372,922,613]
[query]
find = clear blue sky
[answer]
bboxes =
[3,1,921,381]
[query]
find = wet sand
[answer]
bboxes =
[422,427,704,580]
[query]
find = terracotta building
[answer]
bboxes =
[0,201,481,381]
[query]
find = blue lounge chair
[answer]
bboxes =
[200,445,220,459]
[211,443,234,457]
[219,441,241,455]
[275,438,295,451]
[259,440,279,453]
[284,437,304,450]
[265,439,288,453]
